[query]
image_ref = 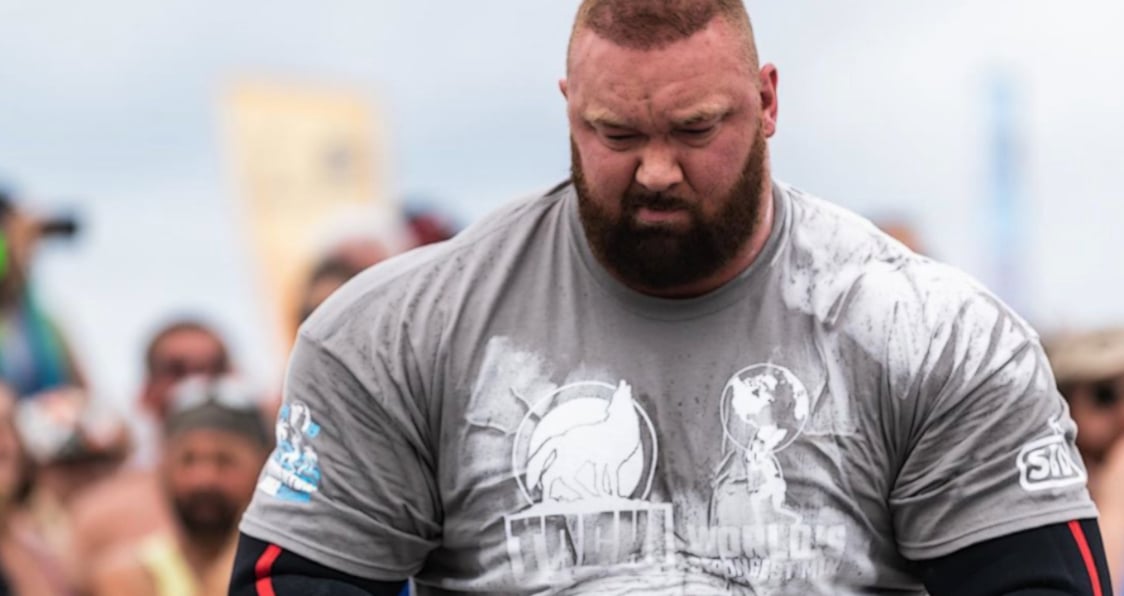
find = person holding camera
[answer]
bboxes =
[0,189,85,399]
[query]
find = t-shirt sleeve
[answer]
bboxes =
[887,278,1097,561]
[240,331,441,580]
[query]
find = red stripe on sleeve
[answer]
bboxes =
[254,544,283,596]
[1068,520,1103,596]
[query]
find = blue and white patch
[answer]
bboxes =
[259,402,323,503]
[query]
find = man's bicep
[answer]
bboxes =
[914,518,1111,596]
[890,292,1096,559]
[240,332,440,579]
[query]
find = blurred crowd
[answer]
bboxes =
[0,187,456,595]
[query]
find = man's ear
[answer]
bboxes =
[559,78,569,100]
[758,64,779,138]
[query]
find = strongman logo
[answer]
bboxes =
[259,402,323,503]
[505,380,672,577]
[1018,419,1086,492]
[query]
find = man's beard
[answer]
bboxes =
[171,489,242,548]
[573,128,768,291]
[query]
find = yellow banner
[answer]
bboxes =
[224,81,389,361]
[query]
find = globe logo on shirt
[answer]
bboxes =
[716,363,811,522]
[721,364,811,455]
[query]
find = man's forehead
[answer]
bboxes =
[157,332,222,356]
[568,21,752,125]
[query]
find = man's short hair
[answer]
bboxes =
[143,318,229,376]
[569,0,758,70]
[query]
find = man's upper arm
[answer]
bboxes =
[239,330,440,581]
[886,274,1097,560]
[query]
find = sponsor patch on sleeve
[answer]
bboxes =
[1016,420,1086,492]
[258,402,323,503]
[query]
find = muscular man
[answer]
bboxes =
[232,1,1109,593]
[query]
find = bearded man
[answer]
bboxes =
[231,1,1107,594]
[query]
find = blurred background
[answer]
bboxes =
[2,0,1122,404]
[1,0,1123,592]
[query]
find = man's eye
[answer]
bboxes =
[679,126,715,137]
[605,133,639,142]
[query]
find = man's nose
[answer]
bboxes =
[635,143,684,193]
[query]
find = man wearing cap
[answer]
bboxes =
[1049,329,1124,589]
[92,376,269,596]
[1048,329,1124,481]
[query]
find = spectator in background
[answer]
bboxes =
[0,190,85,398]
[294,208,461,328]
[1047,328,1124,585]
[134,319,232,469]
[1047,328,1124,486]
[11,386,130,592]
[405,207,459,248]
[296,241,389,326]
[68,318,233,588]
[90,376,269,596]
[0,383,70,595]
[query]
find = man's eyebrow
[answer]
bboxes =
[673,105,730,127]
[583,107,631,129]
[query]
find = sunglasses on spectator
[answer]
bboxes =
[1060,381,1119,409]
[1092,382,1118,409]
[152,356,228,380]
[168,376,260,415]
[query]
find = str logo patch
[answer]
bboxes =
[1017,420,1086,492]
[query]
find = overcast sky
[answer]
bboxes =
[1,1,1122,406]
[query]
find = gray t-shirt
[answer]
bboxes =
[242,181,1096,595]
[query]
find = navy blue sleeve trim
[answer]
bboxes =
[913,518,1111,596]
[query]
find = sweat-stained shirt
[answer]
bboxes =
[241,180,1096,595]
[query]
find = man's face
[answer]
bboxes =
[146,330,229,419]
[163,429,265,547]
[564,18,778,292]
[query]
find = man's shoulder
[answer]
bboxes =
[781,184,1028,353]
[301,182,572,343]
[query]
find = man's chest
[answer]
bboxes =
[427,326,910,593]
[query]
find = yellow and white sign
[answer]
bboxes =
[223,81,391,360]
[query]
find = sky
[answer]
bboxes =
[1,1,1122,407]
